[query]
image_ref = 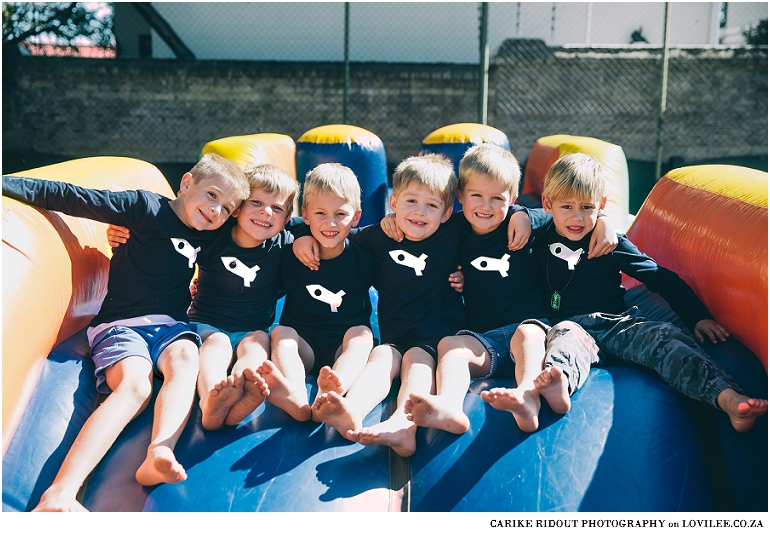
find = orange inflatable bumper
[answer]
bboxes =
[624,165,768,370]
[2,157,173,448]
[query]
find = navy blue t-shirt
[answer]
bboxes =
[190,228,294,332]
[2,176,223,326]
[349,223,466,348]
[456,206,548,333]
[535,221,713,331]
[278,239,375,344]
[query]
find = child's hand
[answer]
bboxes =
[293,235,320,270]
[587,216,618,258]
[694,319,730,344]
[507,210,532,251]
[190,278,199,299]
[449,266,463,293]
[380,213,404,242]
[107,224,130,247]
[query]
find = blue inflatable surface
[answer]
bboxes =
[2,287,767,512]
[296,139,388,227]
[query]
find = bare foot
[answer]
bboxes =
[32,488,89,512]
[481,387,541,432]
[312,391,362,439]
[225,368,269,426]
[311,366,344,421]
[534,366,571,414]
[259,360,311,421]
[405,393,469,434]
[135,445,187,486]
[350,414,416,457]
[717,389,768,432]
[201,373,244,431]
[317,366,344,396]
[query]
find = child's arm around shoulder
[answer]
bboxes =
[291,220,372,270]
[506,205,531,251]
[589,215,619,258]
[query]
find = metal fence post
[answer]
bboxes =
[478,2,489,125]
[343,2,351,124]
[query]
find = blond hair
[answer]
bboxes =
[392,154,457,210]
[244,164,300,215]
[190,153,250,201]
[458,144,521,197]
[542,153,606,203]
[302,163,362,212]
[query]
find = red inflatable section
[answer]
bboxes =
[624,165,768,370]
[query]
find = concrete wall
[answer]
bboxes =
[3,40,766,181]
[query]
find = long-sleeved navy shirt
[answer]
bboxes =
[533,219,712,331]
[3,175,224,327]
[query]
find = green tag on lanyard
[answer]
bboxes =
[550,292,561,310]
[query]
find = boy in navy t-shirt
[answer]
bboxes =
[188,165,300,430]
[258,163,377,426]
[3,154,249,511]
[485,153,767,433]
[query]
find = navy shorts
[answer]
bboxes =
[191,322,256,350]
[383,342,438,361]
[299,327,378,376]
[90,323,201,394]
[455,323,521,379]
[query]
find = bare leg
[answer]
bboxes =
[717,388,768,432]
[135,337,199,486]
[355,347,433,457]
[33,356,154,511]
[197,332,242,431]
[312,325,373,419]
[316,345,400,439]
[263,326,313,421]
[224,330,271,426]
[481,324,546,432]
[406,335,489,434]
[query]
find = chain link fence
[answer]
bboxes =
[3,2,767,209]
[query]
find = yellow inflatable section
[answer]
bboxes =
[625,165,768,370]
[201,133,297,179]
[421,122,510,147]
[2,158,173,448]
[523,134,630,231]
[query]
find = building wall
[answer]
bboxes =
[3,41,766,176]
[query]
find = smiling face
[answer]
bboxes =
[302,191,361,259]
[542,194,607,241]
[457,172,513,235]
[173,172,242,231]
[231,187,291,248]
[389,183,452,242]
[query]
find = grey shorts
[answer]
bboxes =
[519,318,599,395]
[90,323,201,394]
